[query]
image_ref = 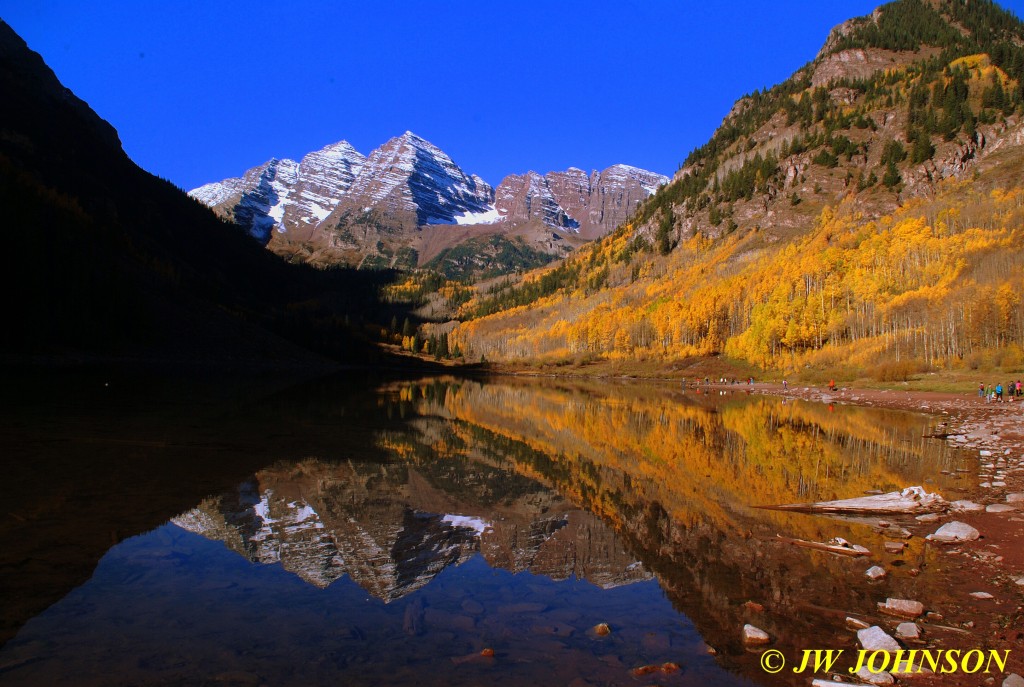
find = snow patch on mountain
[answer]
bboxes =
[453,207,504,225]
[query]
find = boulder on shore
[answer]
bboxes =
[857,625,901,652]
[926,521,979,542]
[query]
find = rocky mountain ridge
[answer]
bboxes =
[190,132,666,276]
[635,0,1024,251]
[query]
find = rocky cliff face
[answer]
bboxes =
[190,133,665,275]
[190,142,366,244]
[330,132,495,227]
[494,171,577,231]
[547,165,667,240]
[492,165,668,240]
[635,0,1024,254]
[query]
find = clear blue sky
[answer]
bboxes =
[5,1,1024,191]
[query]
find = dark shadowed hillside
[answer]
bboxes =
[0,21,412,367]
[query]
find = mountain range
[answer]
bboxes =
[189,133,666,277]
[8,0,1024,377]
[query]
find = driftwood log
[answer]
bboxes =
[775,534,870,557]
[759,486,947,515]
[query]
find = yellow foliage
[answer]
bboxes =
[452,181,1024,372]
[387,379,964,549]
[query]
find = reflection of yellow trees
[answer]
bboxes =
[452,184,1024,371]
[384,380,961,545]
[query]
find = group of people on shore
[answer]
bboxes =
[693,377,756,386]
[979,380,1022,402]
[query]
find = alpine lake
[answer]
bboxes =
[0,369,985,686]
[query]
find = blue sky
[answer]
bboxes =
[5,1,1024,191]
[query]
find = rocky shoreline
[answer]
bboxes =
[750,382,1024,684]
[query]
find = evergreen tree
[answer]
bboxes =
[882,161,902,188]
[909,131,935,164]
[880,139,907,165]
[657,207,674,256]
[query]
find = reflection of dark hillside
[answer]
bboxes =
[0,368,430,646]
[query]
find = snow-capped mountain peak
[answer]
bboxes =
[189,133,667,269]
[338,132,494,226]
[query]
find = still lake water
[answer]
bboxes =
[0,372,973,686]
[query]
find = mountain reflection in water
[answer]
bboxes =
[0,376,972,686]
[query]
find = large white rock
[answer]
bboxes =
[927,521,980,542]
[858,625,901,652]
[1004,674,1024,687]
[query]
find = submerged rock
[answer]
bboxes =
[865,565,887,580]
[950,500,985,512]
[742,624,770,645]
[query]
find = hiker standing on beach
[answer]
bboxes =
[997,383,1004,401]
[979,383,985,398]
